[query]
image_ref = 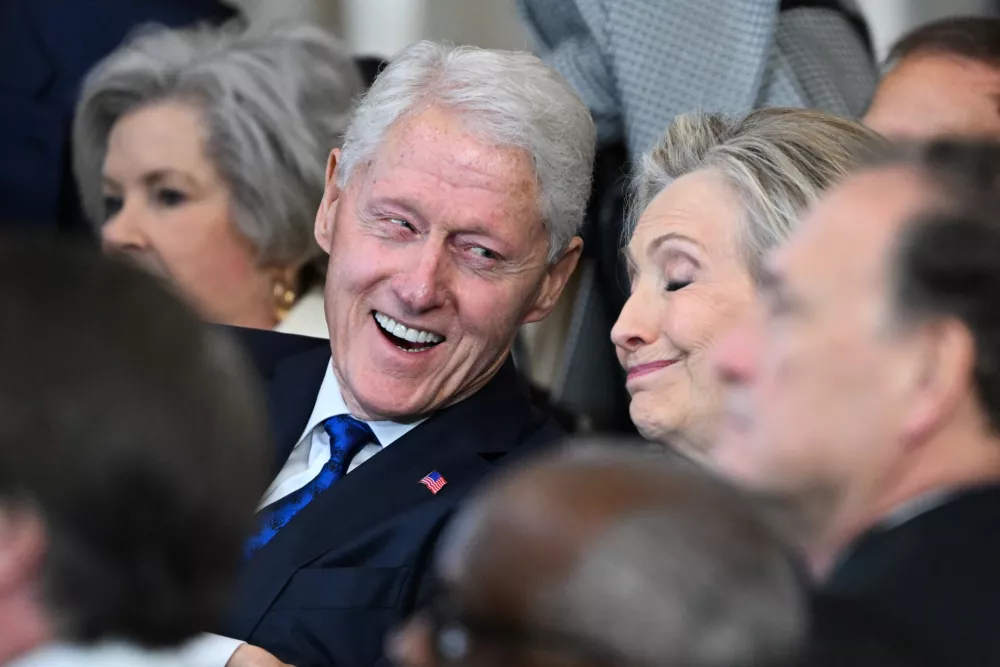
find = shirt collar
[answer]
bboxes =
[880,488,954,530]
[297,361,424,446]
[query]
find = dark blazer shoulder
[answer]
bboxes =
[223,326,330,379]
[826,485,1000,665]
[222,326,331,472]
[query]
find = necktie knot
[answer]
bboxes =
[323,414,374,447]
[323,415,375,477]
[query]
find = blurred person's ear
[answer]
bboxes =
[0,507,46,591]
[898,317,976,446]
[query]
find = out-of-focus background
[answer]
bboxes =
[230,0,996,60]
[5,0,999,434]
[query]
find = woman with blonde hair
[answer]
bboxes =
[612,108,886,453]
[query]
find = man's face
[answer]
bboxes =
[710,169,935,527]
[315,106,580,421]
[864,54,1000,139]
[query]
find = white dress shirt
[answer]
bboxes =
[185,361,424,666]
[7,641,212,667]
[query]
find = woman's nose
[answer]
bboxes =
[100,200,149,254]
[611,289,658,353]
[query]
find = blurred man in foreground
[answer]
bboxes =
[865,17,1000,139]
[711,141,1000,664]
[389,444,808,667]
[0,239,268,666]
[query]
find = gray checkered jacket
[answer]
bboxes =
[518,0,877,157]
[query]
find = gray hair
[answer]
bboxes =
[73,21,363,268]
[627,108,887,278]
[337,41,596,262]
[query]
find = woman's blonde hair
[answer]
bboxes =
[627,108,887,278]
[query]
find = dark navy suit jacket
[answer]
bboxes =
[0,0,236,232]
[224,327,562,667]
[823,485,1000,666]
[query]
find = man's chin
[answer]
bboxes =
[342,373,440,422]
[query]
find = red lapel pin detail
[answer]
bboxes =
[419,470,447,494]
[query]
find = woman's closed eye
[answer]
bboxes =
[666,279,692,292]
[658,247,699,293]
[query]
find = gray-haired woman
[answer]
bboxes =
[612,108,886,455]
[73,21,363,336]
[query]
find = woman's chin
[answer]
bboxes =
[629,401,678,445]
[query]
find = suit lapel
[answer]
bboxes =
[262,346,331,477]
[227,359,548,639]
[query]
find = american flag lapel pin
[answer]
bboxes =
[419,470,447,495]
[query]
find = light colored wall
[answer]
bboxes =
[856,0,993,59]
[227,0,528,56]
[230,0,995,62]
[227,0,340,30]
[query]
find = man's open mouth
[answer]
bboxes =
[373,311,446,353]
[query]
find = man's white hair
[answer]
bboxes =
[337,41,596,262]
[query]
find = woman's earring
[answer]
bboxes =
[273,279,297,322]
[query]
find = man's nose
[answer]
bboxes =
[392,244,449,313]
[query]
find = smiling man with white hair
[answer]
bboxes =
[199,40,595,667]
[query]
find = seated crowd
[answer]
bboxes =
[3,7,1000,667]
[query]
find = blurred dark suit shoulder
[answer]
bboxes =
[805,593,943,666]
[823,485,1000,666]
[223,327,563,667]
[0,0,236,232]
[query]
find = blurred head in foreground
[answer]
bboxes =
[0,239,268,663]
[711,140,1000,574]
[389,442,806,667]
[865,17,1000,139]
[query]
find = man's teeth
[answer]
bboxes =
[374,312,444,345]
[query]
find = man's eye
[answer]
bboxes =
[469,246,498,260]
[388,218,416,232]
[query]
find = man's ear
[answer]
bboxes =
[899,317,976,445]
[0,507,45,594]
[523,236,584,325]
[315,148,343,253]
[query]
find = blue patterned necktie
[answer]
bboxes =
[246,415,375,558]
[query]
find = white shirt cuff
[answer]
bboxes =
[176,633,244,667]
